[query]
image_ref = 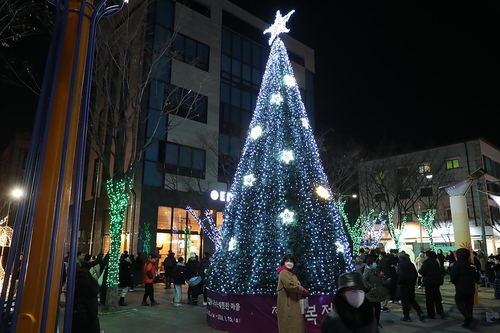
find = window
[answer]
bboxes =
[483,155,500,178]
[164,85,208,123]
[162,142,206,178]
[178,0,211,18]
[374,193,385,202]
[404,213,413,222]
[487,182,500,194]
[397,168,408,177]
[171,33,209,71]
[399,190,410,199]
[420,187,433,197]
[418,163,431,174]
[446,158,460,170]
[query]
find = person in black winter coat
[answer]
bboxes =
[185,253,202,305]
[450,248,480,329]
[72,266,101,333]
[386,249,399,302]
[118,253,132,306]
[172,257,186,306]
[485,255,496,287]
[321,272,379,333]
[396,252,425,322]
[493,255,500,299]
[163,251,176,289]
[436,249,446,278]
[418,251,445,319]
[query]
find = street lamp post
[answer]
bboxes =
[5,188,23,227]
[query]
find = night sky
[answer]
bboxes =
[1,1,499,153]
[231,1,500,151]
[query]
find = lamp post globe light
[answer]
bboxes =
[5,188,23,226]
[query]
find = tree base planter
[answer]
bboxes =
[206,290,334,333]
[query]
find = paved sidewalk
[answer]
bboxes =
[59,281,500,333]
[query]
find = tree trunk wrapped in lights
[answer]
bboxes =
[417,209,437,251]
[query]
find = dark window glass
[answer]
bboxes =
[305,69,315,93]
[179,0,211,18]
[221,29,231,55]
[242,39,252,64]
[221,55,231,73]
[375,193,385,202]
[252,44,261,68]
[164,85,208,123]
[163,142,206,179]
[158,140,166,164]
[232,34,242,60]
[420,187,433,197]
[185,38,197,61]
[231,87,241,107]
[156,0,175,27]
[220,82,230,103]
[232,59,241,77]
[399,190,410,199]
[397,168,409,177]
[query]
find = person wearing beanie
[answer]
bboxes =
[321,271,379,333]
[397,252,425,322]
[276,253,308,333]
[450,248,480,329]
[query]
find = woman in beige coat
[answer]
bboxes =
[276,253,308,333]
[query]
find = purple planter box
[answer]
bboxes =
[206,290,335,333]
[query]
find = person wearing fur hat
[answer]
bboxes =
[321,271,379,333]
[450,248,480,329]
[276,253,308,333]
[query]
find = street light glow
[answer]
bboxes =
[11,188,23,199]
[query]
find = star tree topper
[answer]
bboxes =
[263,10,295,45]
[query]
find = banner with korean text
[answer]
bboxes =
[206,290,335,333]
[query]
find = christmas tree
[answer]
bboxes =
[207,10,354,296]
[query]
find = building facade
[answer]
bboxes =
[357,138,500,257]
[81,0,315,267]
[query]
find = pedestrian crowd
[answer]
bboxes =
[319,246,500,333]
[61,246,500,333]
[62,249,212,333]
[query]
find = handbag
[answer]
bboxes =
[299,297,309,314]
[188,276,202,286]
[146,270,153,279]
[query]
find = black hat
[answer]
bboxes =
[338,272,364,291]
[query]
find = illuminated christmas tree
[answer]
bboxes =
[207,10,354,296]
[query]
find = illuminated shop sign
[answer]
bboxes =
[210,190,233,202]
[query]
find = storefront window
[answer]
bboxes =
[172,207,186,231]
[156,232,172,272]
[156,206,202,266]
[187,208,201,233]
[216,211,224,228]
[103,235,110,254]
[158,206,172,230]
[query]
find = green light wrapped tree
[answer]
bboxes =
[207,11,354,295]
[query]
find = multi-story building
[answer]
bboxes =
[80,0,315,266]
[357,138,500,258]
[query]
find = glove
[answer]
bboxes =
[302,289,309,297]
